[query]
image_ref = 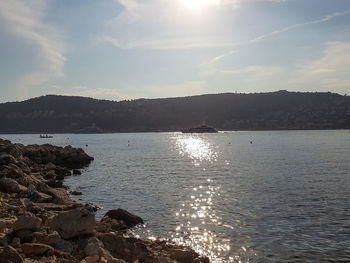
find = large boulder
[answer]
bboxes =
[98,233,148,262]
[23,144,94,169]
[104,209,144,228]
[0,178,28,193]
[0,245,23,263]
[95,216,128,233]
[20,243,54,256]
[0,154,16,165]
[48,207,95,239]
[13,215,42,231]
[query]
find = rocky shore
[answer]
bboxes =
[0,138,209,263]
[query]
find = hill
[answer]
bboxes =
[0,91,349,133]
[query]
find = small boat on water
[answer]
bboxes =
[181,125,218,133]
[40,134,53,138]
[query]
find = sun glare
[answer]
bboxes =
[180,0,220,9]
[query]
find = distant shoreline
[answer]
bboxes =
[1,128,350,135]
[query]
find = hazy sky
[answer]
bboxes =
[0,0,350,102]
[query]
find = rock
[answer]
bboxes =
[0,154,16,165]
[84,255,99,263]
[13,215,42,231]
[169,249,198,263]
[32,191,53,203]
[0,232,9,247]
[104,209,144,228]
[23,144,94,169]
[70,190,82,196]
[36,183,72,204]
[27,184,36,193]
[11,237,21,248]
[55,239,73,254]
[0,178,28,193]
[11,229,35,242]
[32,230,61,246]
[0,245,23,263]
[0,217,16,231]
[48,207,95,239]
[3,165,26,180]
[98,233,150,262]
[72,169,81,175]
[84,237,103,256]
[19,198,33,208]
[7,205,20,212]
[95,217,128,233]
[20,242,54,256]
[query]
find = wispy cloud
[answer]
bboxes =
[143,80,209,98]
[290,42,350,92]
[203,10,350,64]
[59,86,129,101]
[0,0,66,90]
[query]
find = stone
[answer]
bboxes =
[27,184,36,193]
[0,153,16,165]
[48,207,95,239]
[84,237,103,256]
[32,191,53,203]
[32,230,61,246]
[169,249,198,263]
[11,229,35,242]
[11,237,21,248]
[104,209,144,228]
[95,216,128,233]
[70,190,82,196]
[0,245,23,263]
[36,183,72,204]
[13,215,42,231]
[19,198,33,208]
[72,169,81,175]
[0,217,16,231]
[98,233,149,262]
[0,178,28,193]
[55,239,73,254]
[0,232,9,247]
[84,255,99,263]
[20,242,54,256]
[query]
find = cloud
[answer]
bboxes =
[144,80,209,98]
[64,86,129,101]
[60,82,208,100]
[290,42,350,92]
[0,0,66,89]
[100,0,339,50]
[202,10,350,65]
[98,0,239,49]
[218,66,283,76]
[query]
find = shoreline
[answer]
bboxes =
[1,128,350,135]
[0,138,209,263]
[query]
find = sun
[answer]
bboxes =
[179,0,220,10]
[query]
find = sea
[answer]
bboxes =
[2,130,350,263]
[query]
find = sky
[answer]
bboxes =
[0,0,350,102]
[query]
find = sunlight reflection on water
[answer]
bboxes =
[175,135,218,163]
[171,134,232,262]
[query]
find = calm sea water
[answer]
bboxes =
[2,131,350,263]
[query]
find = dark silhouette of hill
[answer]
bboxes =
[0,90,349,133]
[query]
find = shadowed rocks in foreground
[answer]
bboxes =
[0,138,209,263]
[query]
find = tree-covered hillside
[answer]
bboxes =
[0,91,349,133]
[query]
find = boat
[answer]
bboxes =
[181,125,218,133]
[40,134,53,138]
